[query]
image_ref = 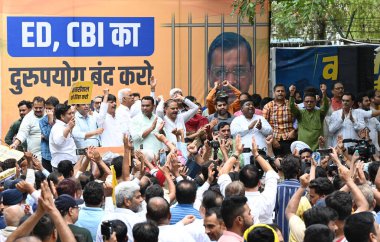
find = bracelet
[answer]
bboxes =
[254,154,260,159]
[231,154,239,160]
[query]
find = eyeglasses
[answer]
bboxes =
[211,67,250,79]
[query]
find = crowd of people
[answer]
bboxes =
[2,77,380,242]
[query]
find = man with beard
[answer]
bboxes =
[204,207,226,242]
[96,181,145,242]
[156,94,198,145]
[357,92,380,153]
[10,96,45,159]
[206,80,242,116]
[231,98,272,165]
[324,82,344,147]
[329,92,380,148]
[207,95,235,131]
[263,83,295,156]
[5,100,32,150]
[219,196,253,242]
[130,96,164,154]
[97,89,124,147]
[72,103,104,148]
[289,85,329,150]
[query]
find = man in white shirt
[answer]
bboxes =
[231,98,272,165]
[329,93,372,147]
[72,104,103,148]
[116,77,157,135]
[97,89,124,147]
[146,197,196,242]
[10,96,45,159]
[156,94,199,144]
[130,96,163,154]
[49,104,77,169]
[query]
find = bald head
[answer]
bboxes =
[225,181,245,197]
[14,236,42,242]
[146,197,170,225]
[4,205,24,227]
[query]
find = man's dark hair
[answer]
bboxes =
[146,197,170,224]
[304,86,318,96]
[32,96,45,104]
[133,221,159,242]
[303,92,316,100]
[54,104,71,120]
[56,178,76,197]
[299,148,312,157]
[141,96,155,105]
[111,156,123,178]
[325,191,352,220]
[251,94,262,108]
[145,184,164,203]
[273,83,285,91]
[239,164,260,188]
[202,190,223,210]
[367,89,378,99]
[260,97,273,110]
[215,96,228,105]
[309,177,334,197]
[109,219,128,242]
[185,96,196,102]
[83,181,104,206]
[218,122,230,131]
[303,206,338,227]
[176,180,197,204]
[57,160,74,178]
[35,171,46,190]
[281,154,301,179]
[32,215,55,241]
[47,171,63,186]
[240,98,254,110]
[18,100,32,109]
[332,81,344,90]
[304,224,334,242]
[315,166,328,178]
[78,171,94,189]
[356,91,369,104]
[2,159,16,171]
[107,94,117,102]
[344,212,377,242]
[221,195,247,229]
[205,207,223,220]
[246,225,276,242]
[207,32,252,70]
[132,93,140,98]
[342,92,355,102]
[368,161,380,183]
[45,96,60,107]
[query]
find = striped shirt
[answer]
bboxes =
[275,179,300,242]
[262,100,294,140]
[170,204,202,225]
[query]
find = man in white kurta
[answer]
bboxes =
[231,99,272,165]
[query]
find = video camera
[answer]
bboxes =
[343,138,376,162]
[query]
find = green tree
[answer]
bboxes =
[232,0,380,40]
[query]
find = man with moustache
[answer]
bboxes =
[230,98,272,165]
[72,103,104,148]
[97,89,124,147]
[204,208,226,242]
[207,95,235,131]
[5,100,32,150]
[263,83,295,156]
[10,96,45,159]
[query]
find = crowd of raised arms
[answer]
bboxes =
[2,77,380,242]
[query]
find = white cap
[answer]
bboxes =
[169,88,182,98]
[290,141,311,154]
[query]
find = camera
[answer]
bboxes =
[208,140,220,149]
[343,139,376,162]
[101,220,113,240]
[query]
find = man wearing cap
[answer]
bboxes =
[54,194,92,242]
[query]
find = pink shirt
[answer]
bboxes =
[218,231,243,242]
[234,109,262,117]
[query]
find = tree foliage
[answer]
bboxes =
[232,0,380,40]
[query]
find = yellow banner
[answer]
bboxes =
[68,81,94,105]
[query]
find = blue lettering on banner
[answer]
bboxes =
[7,17,154,57]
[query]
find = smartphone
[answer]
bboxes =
[140,144,144,150]
[316,148,333,156]
[76,148,88,156]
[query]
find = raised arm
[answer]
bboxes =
[285,173,309,220]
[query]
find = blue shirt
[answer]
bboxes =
[275,179,300,242]
[170,203,202,225]
[39,115,52,161]
[72,111,100,148]
[76,206,104,241]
